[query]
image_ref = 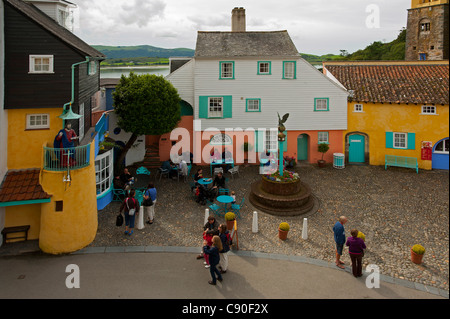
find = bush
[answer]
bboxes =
[279,222,290,231]
[412,244,425,255]
[225,212,236,221]
[318,143,330,160]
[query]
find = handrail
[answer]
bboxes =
[43,144,90,171]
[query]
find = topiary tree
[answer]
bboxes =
[318,143,330,161]
[113,72,181,173]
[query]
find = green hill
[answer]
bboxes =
[93,45,195,59]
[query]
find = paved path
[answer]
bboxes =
[0,245,446,299]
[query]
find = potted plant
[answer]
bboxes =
[278,222,290,240]
[411,244,425,264]
[225,212,236,231]
[317,143,330,168]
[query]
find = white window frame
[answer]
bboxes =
[208,97,223,118]
[434,139,449,154]
[246,99,261,112]
[354,104,364,112]
[88,60,97,76]
[220,62,234,79]
[318,132,329,144]
[393,132,408,149]
[26,114,50,130]
[29,55,54,74]
[421,105,437,115]
[258,62,271,75]
[283,61,296,79]
[95,149,113,197]
[265,129,278,152]
[79,103,85,141]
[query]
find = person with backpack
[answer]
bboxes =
[143,183,157,225]
[218,224,231,274]
[119,189,140,236]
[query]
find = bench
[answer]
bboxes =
[385,155,418,174]
[1,225,31,243]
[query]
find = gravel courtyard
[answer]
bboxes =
[91,163,449,291]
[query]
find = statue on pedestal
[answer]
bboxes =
[54,123,79,167]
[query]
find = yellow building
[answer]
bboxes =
[0,0,104,253]
[323,61,449,171]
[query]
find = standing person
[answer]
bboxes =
[197,216,219,266]
[218,224,231,274]
[346,229,366,277]
[333,216,348,269]
[143,183,157,225]
[120,189,139,236]
[203,235,223,285]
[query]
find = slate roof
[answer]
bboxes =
[5,0,105,58]
[0,169,51,203]
[195,31,300,58]
[325,64,449,105]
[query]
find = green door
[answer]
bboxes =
[349,135,365,163]
[297,134,308,161]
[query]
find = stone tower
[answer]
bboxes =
[405,0,449,61]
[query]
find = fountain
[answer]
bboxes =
[249,113,315,216]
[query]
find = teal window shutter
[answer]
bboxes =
[407,133,416,150]
[223,96,232,118]
[255,130,265,152]
[199,96,208,118]
[386,132,393,148]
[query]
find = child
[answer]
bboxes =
[230,191,236,204]
[203,235,223,285]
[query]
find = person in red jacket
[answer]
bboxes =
[346,229,366,277]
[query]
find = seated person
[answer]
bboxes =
[210,148,221,162]
[194,168,203,183]
[212,172,227,195]
[222,148,233,172]
[161,160,178,178]
[119,168,135,190]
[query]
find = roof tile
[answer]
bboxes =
[0,169,51,204]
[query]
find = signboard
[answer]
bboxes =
[421,141,433,161]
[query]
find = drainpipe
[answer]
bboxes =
[61,57,90,128]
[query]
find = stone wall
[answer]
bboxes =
[405,4,449,60]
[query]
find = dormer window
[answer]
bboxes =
[29,55,54,74]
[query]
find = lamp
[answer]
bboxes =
[59,104,82,121]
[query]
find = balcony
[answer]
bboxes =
[43,144,91,171]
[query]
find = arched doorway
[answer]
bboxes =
[432,138,449,170]
[297,134,309,161]
[346,132,369,164]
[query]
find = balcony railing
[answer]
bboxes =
[43,144,91,171]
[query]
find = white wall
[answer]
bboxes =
[0,0,6,247]
[183,57,348,132]
[108,112,145,167]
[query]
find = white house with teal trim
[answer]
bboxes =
[166,8,348,165]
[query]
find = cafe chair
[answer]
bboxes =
[231,197,245,218]
[228,165,240,179]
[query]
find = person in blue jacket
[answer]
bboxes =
[333,216,348,269]
[203,235,223,285]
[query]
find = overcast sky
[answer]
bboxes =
[73,0,410,55]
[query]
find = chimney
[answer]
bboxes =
[231,7,246,32]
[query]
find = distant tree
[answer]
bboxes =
[113,72,181,172]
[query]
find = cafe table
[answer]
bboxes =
[216,195,234,215]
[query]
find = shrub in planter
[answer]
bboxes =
[278,222,290,240]
[411,244,425,264]
[225,212,236,231]
[317,143,330,167]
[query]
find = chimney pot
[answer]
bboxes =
[231,7,246,32]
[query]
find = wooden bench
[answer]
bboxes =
[1,225,31,243]
[385,155,418,174]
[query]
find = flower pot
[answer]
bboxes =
[226,220,235,232]
[278,229,288,241]
[317,160,326,168]
[411,249,424,264]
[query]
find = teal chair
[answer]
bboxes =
[136,166,151,176]
[231,197,245,218]
[112,188,126,202]
[206,200,222,217]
